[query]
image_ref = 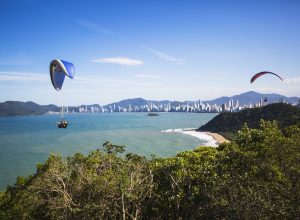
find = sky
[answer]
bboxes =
[0,0,300,105]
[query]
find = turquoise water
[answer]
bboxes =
[0,113,216,189]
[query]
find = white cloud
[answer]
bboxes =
[142,46,185,64]
[0,71,47,81]
[92,57,144,66]
[77,19,123,39]
[284,77,300,85]
[134,74,162,79]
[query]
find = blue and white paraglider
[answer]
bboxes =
[50,59,75,90]
[49,59,75,128]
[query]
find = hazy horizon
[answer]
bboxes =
[1,0,300,105]
[1,90,299,107]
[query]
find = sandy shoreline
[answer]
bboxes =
[161,128,229,147]
[203,132,230,144]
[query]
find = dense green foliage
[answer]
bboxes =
[1,121,299,219]
[199,103,300,139]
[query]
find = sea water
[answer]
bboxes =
[0,112,216,189]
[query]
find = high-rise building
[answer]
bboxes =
[230,99,234,107]
[221,103,226,112]
[260,98,263,107]
[236,100,239,108]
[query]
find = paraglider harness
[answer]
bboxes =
[50,59,75,129]
[57,119,68,129]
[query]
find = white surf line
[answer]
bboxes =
[161,128,218,147]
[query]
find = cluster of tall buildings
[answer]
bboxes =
[51,98,272,114]
[100,99,266,113]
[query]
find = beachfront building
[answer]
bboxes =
[49,98,287,115]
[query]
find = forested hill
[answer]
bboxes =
[198,103,300,134]
[1,123,299,219]
[0,101,59,116]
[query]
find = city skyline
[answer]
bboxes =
[71,98,262,114]
[51,97,295,115]
[1,1,300,105]
[49,91,300,114]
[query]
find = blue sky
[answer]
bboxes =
[0,0,300,105]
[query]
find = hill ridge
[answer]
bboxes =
[0,91,299,116]
[198,103,300,139]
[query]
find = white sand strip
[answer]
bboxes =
[204,132,230,144]
[161,128,218,147]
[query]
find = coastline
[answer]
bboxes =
[203,131,230,144]
[161,128,229,147]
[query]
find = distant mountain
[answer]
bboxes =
[104,98,188,108]
[1,91,299,116]
[198,103,300,139]
[70,104,102,111]
[104,91,299,108]
[106,98,148,108]
[206,91,299,106]
[0,101,59,116]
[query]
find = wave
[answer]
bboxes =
[161,128,218,147]
[161,128,195,133]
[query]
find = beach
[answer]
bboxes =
[203,132,230,144]
[161,128,229,147]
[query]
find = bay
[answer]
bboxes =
[0,112,216,189]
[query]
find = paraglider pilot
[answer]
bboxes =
[57,119,68,128]
[50,59,75,129]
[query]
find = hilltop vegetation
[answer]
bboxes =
[0,121,299,219]
[199,103,300,139]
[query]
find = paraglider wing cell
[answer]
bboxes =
[50,63,66,91]
[250,71,283,83]
[60,60,75,79]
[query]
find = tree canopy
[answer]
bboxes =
[199,103,300,139]
[0,121,299,219]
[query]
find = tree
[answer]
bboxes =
[1,122,299,219]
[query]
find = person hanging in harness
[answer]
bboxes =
[56,106,68,128]
[49,59,75,129]
[57,119,68,128]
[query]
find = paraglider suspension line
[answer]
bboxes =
[61,106,64,120]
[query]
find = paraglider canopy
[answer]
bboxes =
[250,71,283,83]
[50,59,75,91]
[49,59,75,129]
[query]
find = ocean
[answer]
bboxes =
[0,112,217,189]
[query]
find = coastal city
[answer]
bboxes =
[50,98,288,114]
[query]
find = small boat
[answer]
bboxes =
[147,113,159,116]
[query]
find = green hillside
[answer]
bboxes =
[1,122,299,219]
[0,101,59,116]
[198,103,300,138]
